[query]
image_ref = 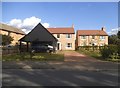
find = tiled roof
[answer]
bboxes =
[47,27,75,34]
[0,23,25,35]
[77,30,108,36]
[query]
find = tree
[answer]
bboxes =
[1,34,14,46]
[117,31,120,39]
[108,35,118,44]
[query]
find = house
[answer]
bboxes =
[0,23,25,45]
[47,25,75,50]
[76,27,108,47]
[19,23,58,52]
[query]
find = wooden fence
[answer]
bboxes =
[2,46,19,55]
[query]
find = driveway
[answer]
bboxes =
[62,51,119,70]
[2,51,119,86]
[2,51,119,70]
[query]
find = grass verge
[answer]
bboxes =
[77,49,120,62]
[2,52,64,61]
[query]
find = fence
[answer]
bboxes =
[2,46,19,55]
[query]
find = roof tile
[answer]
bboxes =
[0,23,25,35]
[47,27,74,34]
[77,30,108,36]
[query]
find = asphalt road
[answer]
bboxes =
[2,51,119,87]
[2,68,119,86]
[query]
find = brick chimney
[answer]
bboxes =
[72,24,74,28]
[101,27,106,31]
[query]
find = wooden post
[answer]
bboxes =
[20,41,22,53]
[27,42,29,52]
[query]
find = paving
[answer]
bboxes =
[2,51,119,86]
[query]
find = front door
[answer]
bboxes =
[57,43,60,50]
[57,42,61,50]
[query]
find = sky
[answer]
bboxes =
[1,2,119,34]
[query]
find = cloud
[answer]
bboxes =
[22,16,41,29]
[9,19,22,28]
[42,23,50,28]
[108,27,120,35]
[8,16,50,34]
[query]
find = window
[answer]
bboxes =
[66,43,72,48]
[81,36,86,39]
[57,34,60,38]
[66,34,71,38]
[100,36,105,40]
[92,36,95,39]
[8,31,11,36]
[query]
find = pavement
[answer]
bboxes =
[2,51,120,86]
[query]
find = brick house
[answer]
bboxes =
[76,27,108,47]
[0,22,108,51]
[47,25,75,50]
[0,23,25,45]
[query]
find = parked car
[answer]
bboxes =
[31,44,53,53]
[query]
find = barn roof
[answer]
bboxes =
[19,23,57,42]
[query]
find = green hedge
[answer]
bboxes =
[77,46,105,51]
[77,45,120,59]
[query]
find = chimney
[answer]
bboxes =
[72,24,74,28]
[101,27,106,31]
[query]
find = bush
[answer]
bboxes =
[100,47,111,59]
[100,45,119,59]
[108,44,118,54]
[118,45,120,55]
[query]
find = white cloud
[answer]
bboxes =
[108,27,120,35]
[22,16,41,29]
[9,19,22,28]
[21,29,31,34]
[7,16,50,34]
[42,23,50,28]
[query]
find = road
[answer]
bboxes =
[2,51,119,87]
[2,69,119,86]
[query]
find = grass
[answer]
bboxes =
[2,52,64,61]
[77,49,120,62]
[77,49,102,59]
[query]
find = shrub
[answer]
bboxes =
[100,47,111,59]
[108,44,118,54]
[100,45,119,59]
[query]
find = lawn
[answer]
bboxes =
[77,49,102,59]
[77,49,120,62]
[2,52,64,61]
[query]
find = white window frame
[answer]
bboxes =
[57,34,60,38]
[81,35,86,39]
[66,34,72,38]
[66,43,72,48]
[92,35,95,39]
[100,36,105,40]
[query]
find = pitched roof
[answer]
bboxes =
[19,23,58,42]
[0,23,25,35]
[47,27,75,34]
[77,30,108,36]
